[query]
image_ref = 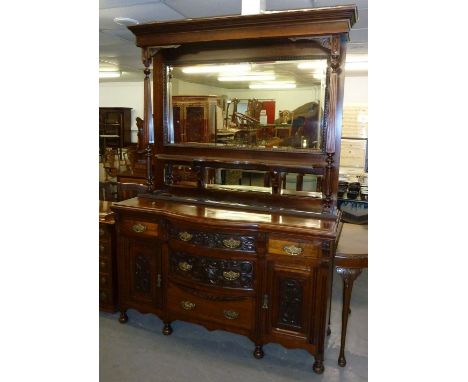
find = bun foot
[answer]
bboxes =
[338,355,347,367]
[118,311,128,324]
[162,322,173,335]
[253,345,264,359]
[312,359,324,374]
[327,326,331,336]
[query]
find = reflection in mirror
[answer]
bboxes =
[281,173,323,193]
[167,59,326,151]
[208,169,271,194]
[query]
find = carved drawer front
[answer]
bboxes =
[167,282,254,331]
[168,225,256,252]
[268,237,321,258]
[169,251,254,290]
[120,217,158,238]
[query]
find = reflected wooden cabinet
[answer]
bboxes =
[99,107,132,155]
[172,96,220,143]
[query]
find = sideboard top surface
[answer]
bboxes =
[111,197,340,237]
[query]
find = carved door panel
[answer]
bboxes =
[265,261,315,340]
[120,238,161,309]
[185,106,206,143]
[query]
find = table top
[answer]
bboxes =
[335,223,368,268]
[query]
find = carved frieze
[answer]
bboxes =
[170,251,254,290]
[134,253,151,293]
[168,225,256,252]
[278,278,303,329]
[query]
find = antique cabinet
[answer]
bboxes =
[172,96,221,143]
[111,5,357,375]
[99,107,132,156]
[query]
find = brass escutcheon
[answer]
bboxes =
[180,300,196,311]
[178,261,192,272]
[283,244,303,256]
[179,231,193,242]
[223,238,241,249]
[132,223,147,233]
[223,310,239,320]
[222,270,240,281]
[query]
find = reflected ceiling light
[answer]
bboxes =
[113,17,139,26]
[249,82,296,89]
[99,71,121,78]
[182,64,251,74]
[218,74,275,82]
[297,61,327,70]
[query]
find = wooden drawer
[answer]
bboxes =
[169,250,255,291]
[268,236,321,258]
[168,282,254,331]
[120,217,158,239]
[168,223,256,252]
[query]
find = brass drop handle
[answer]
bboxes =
[178,261,193,272]
[283,244,303,256]
[132,223,147,233]
[222,270,240,281]
[223,310,239,320]
[179,231,193,241]
[180,300,196,311]
[223,238,241,249]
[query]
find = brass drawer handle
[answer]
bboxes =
[178,261,192,272]
[223,238,241,249]
[223,310,239,320]
[132,223,147,233]
[180,300,196,311]
[283,244,303,256]
[223,270,240,281]
[179,231,193,241]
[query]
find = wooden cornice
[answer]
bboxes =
[128,5,358,47]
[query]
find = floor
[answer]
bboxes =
[100,270,368,382]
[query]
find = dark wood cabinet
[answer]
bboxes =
[172,96,220,143]
[99,107,132,156]
[110,5,357,375]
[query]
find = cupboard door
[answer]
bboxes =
[266,261,315,340]
[120,238,161,310]
[185,106,206,142]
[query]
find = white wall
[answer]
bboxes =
[343,76,368,104]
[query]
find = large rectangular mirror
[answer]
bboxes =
[165,59,327,151]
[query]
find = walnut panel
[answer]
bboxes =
[268,237,321,258]
[120,218,159,239]
[167,282,254,331]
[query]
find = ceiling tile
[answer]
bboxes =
[100,0,161,10]
[164,0,241,18]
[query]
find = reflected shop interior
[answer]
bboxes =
[164,58,328,193]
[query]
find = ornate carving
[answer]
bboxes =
[169,226,256,252]
[278,278,303,328]
[170,251,254,289]
[313,36,331,50]
[134,254,151,293]
[336,267,362,284]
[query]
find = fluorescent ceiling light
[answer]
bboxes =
[182,64,251,74]
[249,83,296,89]
[100,71,121,78]
[218,74,275,82]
